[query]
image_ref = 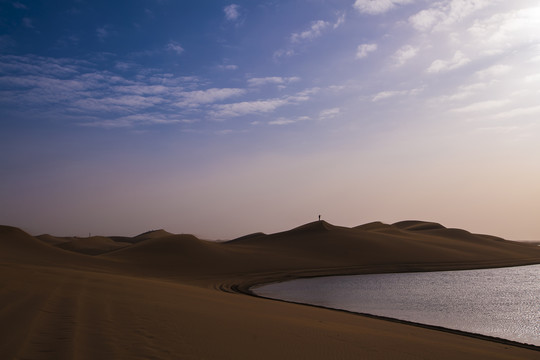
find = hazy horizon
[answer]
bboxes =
[1,1,539,240]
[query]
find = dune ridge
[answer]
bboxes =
[1,220,540,359]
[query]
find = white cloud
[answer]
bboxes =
[409,8,444,31]
[354,0,414,15]
[372,87,423,101]
[474,64,512,79]
[224,4,240,21]
[269,116,310,126]
[492,105,540,119]
[218,64,238,70]
[372,90,401,102]
[247,76,300,87]
[427,50,470,73]
[356,43,377,59]
[166,41,184,55]
[409,0,491,32]
[392,45,418,66]
[211,90,312,118]
[319,107,340,120]
[467,5,540,55]
[291,20,330,43]
[334,12,346,29]
[212,98,289,118]
[452,99,510,113]
[273,48,295,59]
[175,88,246,107]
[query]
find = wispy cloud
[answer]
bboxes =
[224,4,240,21]
[356,43,377,59]
[210,91,312,118]
[174,88,246,108]
[166,41,184,55]
[269,116,310,126]
[372,87,423,102]
[392,45,418,66]
[427,50,470,73]
[275,13,346,59]
[334,12,346,29]
[475,64,512,79]
[247,76,300,87]
[96,26,111,41]
[291,20,330,43]
[217,64,238,70]
[319,107,340,120]
[22,17,34,29]
[409,0,491,32]
[452,99,510,113]
[354,0,414,15]
[13,2,28,9]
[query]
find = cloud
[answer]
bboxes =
[353,0,414,15]
[276,13,346,59]
[291,20,330,43]
[247,76,300,87]
[217,64,238,70]
[372,87,423,101]
[427,50,470,73]
[269,116,310,126]
[392,45,418,66]
[81,113,194,128]
[356,43,377,59]
[175,88,246,108]
[13,2,28,9]
[409,0,493,31]
[224,4,240,21]
[22,17,34,28]
[409,0,491,32]
[96,26,110,41]
[474,64,511,79]
[211,98,290,118]
[0,54,251,129]
[273,48,295,59]
[210,91,312,118]
[334,12,346,29]
[451,99,510,113]
[467,5,540,55]
[319,107,340,120]
[492,105,540,120]
[166,41,184,55]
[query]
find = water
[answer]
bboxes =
[254,265,540,346]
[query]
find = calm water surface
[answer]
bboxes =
[254,265,540,346]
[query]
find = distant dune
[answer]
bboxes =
[1,220,539,359]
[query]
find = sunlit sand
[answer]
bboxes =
[1,220,540,359]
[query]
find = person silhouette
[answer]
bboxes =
[318,215,321,222]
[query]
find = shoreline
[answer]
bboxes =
[226,262,540,352]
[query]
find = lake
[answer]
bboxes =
[253,265,540,346]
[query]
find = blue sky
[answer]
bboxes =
[1,0,540,240]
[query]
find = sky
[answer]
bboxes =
[1,0,539,240]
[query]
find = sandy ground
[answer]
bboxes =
[1,221,540,359]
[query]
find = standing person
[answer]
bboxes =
[318,215,321,222]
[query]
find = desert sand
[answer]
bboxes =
[1,220,540,359]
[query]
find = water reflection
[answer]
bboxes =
[254,265,540,346]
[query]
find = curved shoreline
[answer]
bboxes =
[226,262,540,353]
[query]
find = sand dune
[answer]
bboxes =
[56,236,132,255]
[1,221,540,359]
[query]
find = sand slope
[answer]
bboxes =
[1,221,540,359]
